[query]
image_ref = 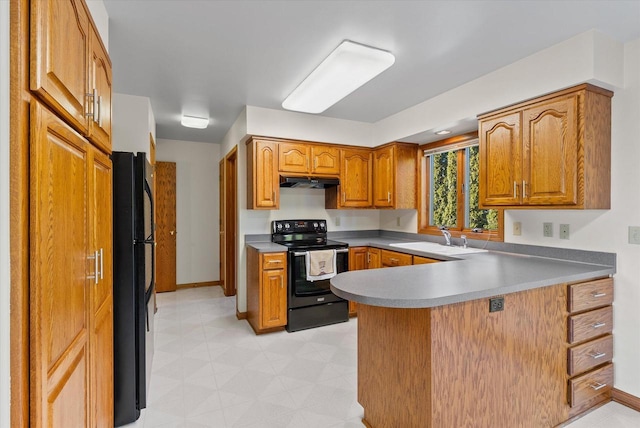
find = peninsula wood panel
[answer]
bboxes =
[357,283,571,427]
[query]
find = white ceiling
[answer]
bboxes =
[103,0,640,144]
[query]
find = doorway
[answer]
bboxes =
[156,161,177,293]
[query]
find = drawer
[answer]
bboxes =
[381,250,413,267]
[262,252,286,270]
[568,278,613,313]
[568,306,613,344]
[568,335,613,376]
[568,363,613,407]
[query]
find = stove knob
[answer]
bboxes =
[313,222,318,228]
[284,223,290,229]
[276,223,283,230]
[320,222,325,229]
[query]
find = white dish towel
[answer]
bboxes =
[305,249,337,282]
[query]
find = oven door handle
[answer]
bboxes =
[293,248,349,256]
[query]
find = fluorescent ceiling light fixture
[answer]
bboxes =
[282,40,395,114]
[435,130,452,135]
[181,115,209,129]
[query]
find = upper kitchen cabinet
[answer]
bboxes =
[279,141,340,176]
[247,137,279,209]
[326,147,373,208]
[31,0,112,153]
[373,143,417,209]
[479,84,612,209]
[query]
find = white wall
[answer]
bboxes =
[112,93,156,159]
[1,1,11,425]
[157,139,221,285]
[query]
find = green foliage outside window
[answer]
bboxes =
[430,145,498,231]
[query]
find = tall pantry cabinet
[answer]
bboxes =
[26,0,114,426]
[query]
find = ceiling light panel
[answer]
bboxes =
[181,115,209,129]
[282,40,395,114]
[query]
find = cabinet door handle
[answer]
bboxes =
[387,191,391,203]
[592,322,606,329]
[86,91,95,119]
[272,191,275,202]
[591,292,607,298]
[99,248,104,280]
[314,158,317,169]
[97,94,103,127]
[590,382,607,391]
[88,250,99,284]
[513,181,518,198]
[522,180,527,198]
[343,192,346,204]
[280,277,284,289]
[588,351,607,359]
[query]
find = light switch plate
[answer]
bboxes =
[629,226,640,245]
[543,222,553,238]
[559,224,570,239]
[513,222,522,236]
[335,217,340,226]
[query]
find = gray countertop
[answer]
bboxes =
[245,234,615,309]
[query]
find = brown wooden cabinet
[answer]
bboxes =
[278,142,340,176]
[380,249,413,268]
[372,143,417,209]
[413,255,440,264]
[326,148,373,208]
[367,247,381,269]
[348,247,369,316]
[30,101,113,427]
[31,0,112,153]
[246,248,288,333]
[566,277,614,416]
[247,138,279,209]
[479,84,612,209]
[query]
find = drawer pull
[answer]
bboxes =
[591,292,607,298]
[267,260,280,263]
[588,351,607,359]
[590,382,607,391]
[592,322,606,329]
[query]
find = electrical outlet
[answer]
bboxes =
[629,226,640,245]
[513,222,522,236]
[559,224,570,239]
[396,216,401,227]
[335,217,340,226]
[543,222,553,237]
[489,297,504,312]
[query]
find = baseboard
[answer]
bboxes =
[612,388,640,411]
[236,310,247,320]
[176,280,221,290]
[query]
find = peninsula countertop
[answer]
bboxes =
[329,251,614,308]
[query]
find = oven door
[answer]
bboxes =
[288,249,348,309]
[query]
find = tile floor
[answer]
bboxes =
[123,286,640,428]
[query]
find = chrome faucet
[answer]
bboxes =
[441,229,452,246]
[461,235,468,248]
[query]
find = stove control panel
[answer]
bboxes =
[272,219,327,234]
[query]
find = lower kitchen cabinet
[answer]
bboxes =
[380,249,412,268]
[413,256,441,264]
[348,247,369,316]
[246,248,288,333]
[367,248,381,269]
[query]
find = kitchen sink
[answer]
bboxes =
[389,241,488,256]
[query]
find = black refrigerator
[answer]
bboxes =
[112,152,155,426]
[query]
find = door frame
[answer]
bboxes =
[221,147,238,304]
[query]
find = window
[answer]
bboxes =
[419,134,503,241]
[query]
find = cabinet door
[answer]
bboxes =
[348,247,369,315]
[279,142,310,173]
[261,269,287,329]
[381,249,413,267]
[522,96,578,205]
[89,149,113,428]
[311,145,340,175]
[31,0,90,135]
[251,140,279,208]
[87,25,112,153]
[479,112,522,206]
[341,148,372,208]
[30,101,90,428]
[373,146,394,207]
[367,248,381,269]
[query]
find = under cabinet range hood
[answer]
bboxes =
[280,176,340,189]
